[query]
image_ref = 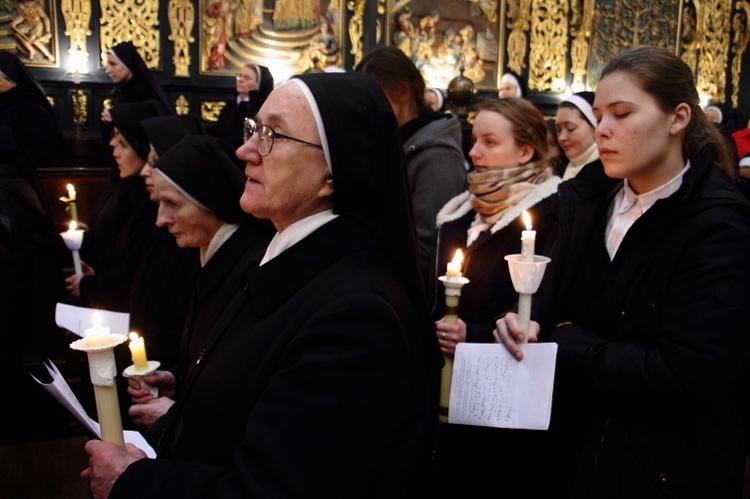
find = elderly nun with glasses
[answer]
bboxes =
[82,71,441,499]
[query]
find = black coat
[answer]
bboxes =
[127,228,199,368]
[112,216,434,498]
[538,152,750,498]
[432,178,559,498]
[79,175,157,310]
[175,219,272,385]
[0,86,64,166]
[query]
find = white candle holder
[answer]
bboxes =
[505,254,551,344]
[60,228,84,275]
[70,334,127,446]
[122,360,161,399]
[437,274,470,423]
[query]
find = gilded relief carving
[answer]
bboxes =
[589,0,680,86]
[505,0,531,75]
[680,1,699,73]
[0,0,58,66]
[62,0,92,66]
[528,0,567,93]
[100,0,160,68]
[72,89,87,125]
[175,94,189,115]
[168,0,194,77]
[201,100,226,122]
[347,0,365,65]
[198,0,343,79]
[570,0,593,90]
[386,0,500,89]
[732,1,750,108]
[695,0,731,103]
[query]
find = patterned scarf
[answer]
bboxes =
[468,162,552,224]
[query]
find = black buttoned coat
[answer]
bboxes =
[112,216,434,498]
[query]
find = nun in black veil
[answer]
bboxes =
[213,64,275,152]
[0,51,64,166]
[83,72,441,499]
[101,42,173,124]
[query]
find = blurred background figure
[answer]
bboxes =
[213,64,274,152]
[0,50,64,168]
[546,117,568,177]
[556,91,599,180]
[704,104,723,125]
[424,87,446,113]
[498,71,526,99]
[356,46,466,303]
[101,42,172,126]
[0,125,65,444]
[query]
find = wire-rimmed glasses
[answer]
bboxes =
[243,118,323,157]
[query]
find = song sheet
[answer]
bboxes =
[449,343,557,430]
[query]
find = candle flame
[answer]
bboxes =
[129,332,140,341]
[67,183,75,194]
[69,220,78,231]
[522,210,532,231]
[92,312,102,327]
[452,249,463,266]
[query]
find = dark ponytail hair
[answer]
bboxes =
[355,46,429,115]
[600,46,735,180]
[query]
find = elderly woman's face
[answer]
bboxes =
[237,83,332,232]
[153,174,223,249]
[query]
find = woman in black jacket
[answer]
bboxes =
[496,46,750,498]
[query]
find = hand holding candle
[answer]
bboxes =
[505,210,550,345]
[437,249,470,423]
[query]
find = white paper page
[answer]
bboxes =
[31,360,155,458]
[449,343,557,430]
[55,303,130,337]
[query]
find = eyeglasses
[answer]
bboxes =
[243,118,323,156]
[236,74,256,82]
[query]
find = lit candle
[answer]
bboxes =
[518,211,535,342]
[521,210,535,263]
[446,249,464,278]
[70,313,126,447]
[60,221,84,275]
[85,312,111,347]
[60,183,79,221]
[438,249,470,423]
[128,332,149,372]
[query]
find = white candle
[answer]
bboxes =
[521,210,535,263]
[60,221,84,275]
[446,249,464,277]
[128,332,149,372]
[85,312,111,347]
